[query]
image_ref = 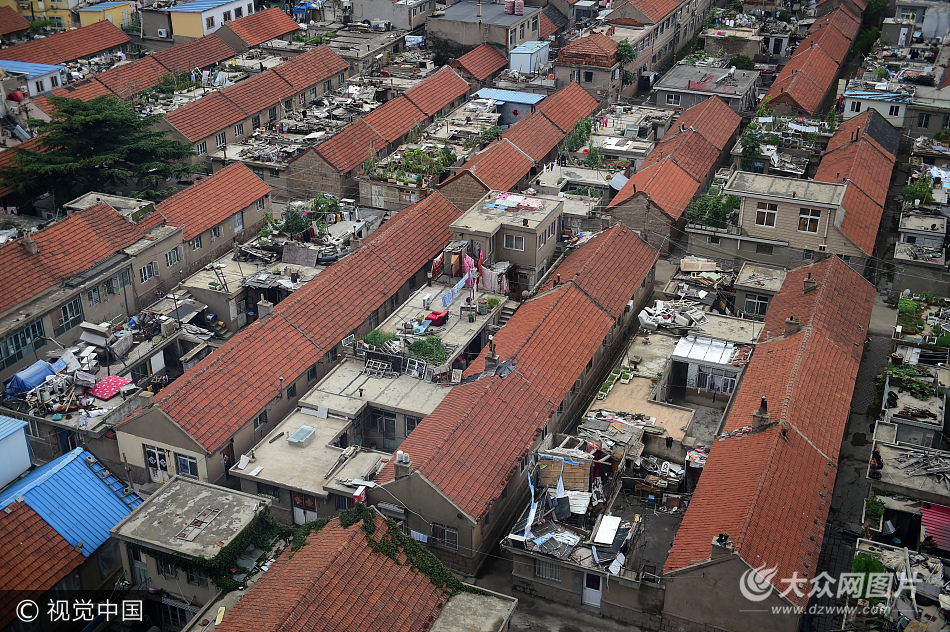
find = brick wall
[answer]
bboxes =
[609,199,677,256]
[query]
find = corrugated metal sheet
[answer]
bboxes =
[473,88,546,105]
[920,501,950,551]
[0,448,142,556]
[0,415,27,441]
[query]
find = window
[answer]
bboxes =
[520,452,530,472]
[234,123,244,137]
[205,15,214,29]
[368,308,379,329]
[803,249,815,260]
[707,236,720,245]
[286,383,297,399]
[697,366,738,394]
[222,9,231,21]
[215,132,227,148]
[743,292,770,317]
[338,72,345,87]
[50,75,58,88]
[235,210,245,231]
[889,105,901,117]
[324,79,332,93]
[405,415,421,436]
[849,101,861,113]
[165,247,181,268]
[431,523,459,550]
[158,560,177,579]
[583,71,594,83]
[176,453,199,477]
[254,411,268,429]
[798,208,820,233]
[3,320,46,368]
[532,15,538,30]
[247,3,252,13]
[535,558,562,582]
[918,113,931,128]
[755,202,777,227]
[211,225,222,241]
[538,231,546,249]
[269,168,279,178]
[87,286,101,307]
[284,99,292,113]
[309,87,317,101]
[520,23,525,39]
[251,114,260,129]
[57,296,84,335]
[257,482,280,499]
[327,347,338,363]
[235,5,242,17]
[509,29,516,46]
[504,234,525,251]
[755,243,773,255]
[196,141,207,155]
[160,602,195,630]
[839,254,852,264]
[269,106,278,121]
[666,93,680,106]
[308,364,318,381]
[34,80,44,93]
[191,235,202,250]
[187,570,209,587]
[336,494,353,510]
[140,262,158,284]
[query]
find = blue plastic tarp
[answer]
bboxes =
[5,360,55,398]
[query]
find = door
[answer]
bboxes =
[292,493,320,524]
[237,298,248,328]
[384,415,397,450]
[371,185,385,209]
[582,573,602,607]
[144,445,170,483]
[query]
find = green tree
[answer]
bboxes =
[616,38,637,66]
[685,194,739,229]
[0,95,196,204]
[865,0,888,27]
[732,54,755,70]
[29,19,55,35]
[903,174,934,203]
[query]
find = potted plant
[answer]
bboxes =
[863,497,885,532]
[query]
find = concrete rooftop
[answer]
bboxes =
[733,262,788,294]
[900,213,947,233]
[590,377,694,443]
[691,313,761,344]
[430,592,519,632]
[724,172,846,206]
[434,1,538,26]
[452,192,562,235]
[655,64,759,96]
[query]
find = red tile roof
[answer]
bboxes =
[215,513,451,632]
[500,111,563,162]
[815,141,890,203]
[458,139,534,191]
[541,6,568,36]
[453,43,508,81]
[826,109,900,157]
[404,66,469,116]
[271,44,348,93]
[0,7,29,36]
[765,68,828,116]
[628,0,680,22]
[797,24,851,64]
[0,202,149,315]
[535,82,599,133]
[47,77,115,102]
[539,11,558,38]
[164,91,248,143]
[222,8,300,47]
[608,17,646,26]
[559,31,618,59]
[156,163,271,240]
[150,193,462,452]
[222,70,295,114]
[608,159,699,219]
[0,136,44,198]
[0,38,63,65]
[666,258,874,606]
[0,20,130,64]
[314,119,386,173]
[665,96,743,147]
[642,129,720,180]
[96,57,170,99]
[362,96,426,144]
[0,502,85,628]
[810,5,861,39]
[151,34,235,73]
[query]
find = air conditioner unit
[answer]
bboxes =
[818,244,827,252]
[9,105,18,115]
[157,28,169,38]
[421,293,433,310]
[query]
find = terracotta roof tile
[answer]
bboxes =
[765,67,827,115]
[609,159,700,217]
[628,0,681,22]
[216,514,450,632]
[664,97,742,148]
[542,6,568,34]
[271,44,348,92]
[0,7,29,36]
[500,111,563,162]
[559,31,617,58]
[314,119,385,173]
[826,109,900,156]
[0,135,43,198]
[458,139,534,191]
[362,96,426,144]
[404,66,469,116]
[666,258,874,606]
[156,163,271,240]
[0,502,85,628]
[814,137,893,204]
[796,24,850,64]
[222,70,295,113]
[96,57,169,99]
[453,43,508,81]
[0,20,130,64]
[810,5,861,40]
[535,82,599,133]
[0,38,62,64]
[152,34,235,73]
[643,128,720,179]
[153,193,462,452]
[164,91,248,142]
[222,8,299,47]
[539,11,558,38]
[48,77,115,102]
[0,202,151,315]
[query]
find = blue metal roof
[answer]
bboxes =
[510,41,549,54]
[0,60,63,79]
[473,88,546,105]
[169,0,241,12]
[0,448,142,556]
[78,1,126,9]
[0,415,27,441]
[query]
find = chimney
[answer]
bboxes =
[752,396,770,427]
[138,390,155,409]
[257,298,274,319]
[711,533,734,559]
[554,273,561,287]
[633,183,637,194]
[485,349,499,373]
[477,1,481,16]
[21,234,37,255]
[394,451,413,479]
[803,272,818,293]
[784,315,801,336]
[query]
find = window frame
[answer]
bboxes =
[797,208,821,233]
[666,93,681,106]
[165,247,181,268]
[431,522,459,551]
[754,202,777,227]
[175,453,199,478]
[215,132,227,148]
[191,235,202,250]
[534,558,562,582]
[743,292,770,317]
[503,234,525,251]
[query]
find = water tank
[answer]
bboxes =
[504,0,514,14]
[514,0,523,14]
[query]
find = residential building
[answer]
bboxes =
[166,0,256,42]
[450,43,510,91]
[114,192,463,488]
[663,258,874,632]
[110,476,269,630]
[609,96,742,256]
[653,64,759,112]
[150,33,236,74]
[349,0,434,31]
[892,210,950,294]
[426,1,542,52]
[212,7,299,52]
[0,60,64,96]
[0,20,129,64]
[0,446,142,630]
[208,507,518,632]
[553,31,621,105]
[0,6,30,42]
[606,0,708,69]
[731,262,788,320]
[370,223,659,575]
[764,7,860,116]
[892,0,950,39]
[78,1,134,28]
[472,88,545,125]
[324,26,410,74]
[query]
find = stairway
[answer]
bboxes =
[498,304,518,327]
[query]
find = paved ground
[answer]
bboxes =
[806,294,894,632]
